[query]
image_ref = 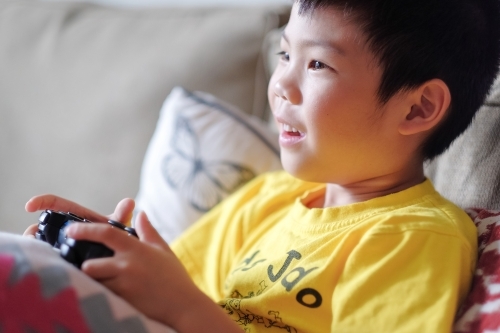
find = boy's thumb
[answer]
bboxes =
[135,211,170,250]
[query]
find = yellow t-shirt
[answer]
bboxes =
[172,171,477,333]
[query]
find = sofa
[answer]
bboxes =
[1,0,500,332]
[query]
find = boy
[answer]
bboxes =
[24,0,500,331]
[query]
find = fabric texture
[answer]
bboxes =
[0,0,288,234]
[0,232,174,333]
[425,75,500,210]
[172,171,477,333]
[135,87,282,243]
[454,208,500,333]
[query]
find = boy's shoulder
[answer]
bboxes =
[361,179,477,251]
[244,172,476,243]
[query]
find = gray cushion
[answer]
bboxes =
[425,76,500,210]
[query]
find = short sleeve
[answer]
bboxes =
[331,229,474,333]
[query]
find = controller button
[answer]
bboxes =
[38,223,47,232]
[60,242,79,267]
[64,238,76,246]
[38,211,49,223]
[60,243,70,256]
[35,231,46,241]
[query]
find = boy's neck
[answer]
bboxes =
[307,163,426,209]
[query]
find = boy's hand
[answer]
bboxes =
[23,194,135,237]
[25,198,241,332]
[65,211,233,331]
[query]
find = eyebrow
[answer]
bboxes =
[282,31,347,56]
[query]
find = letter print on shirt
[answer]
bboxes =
[232,251,267,274]
[222,249,322,331]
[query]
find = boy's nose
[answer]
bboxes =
[272,71,302,105]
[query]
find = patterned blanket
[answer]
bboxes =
[0,233,174,333]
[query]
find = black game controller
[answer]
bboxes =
[36,210,138,269]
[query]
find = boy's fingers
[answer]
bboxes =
[81,257,119,280]
[135,211,171,252]
[25,194,107,222]
[66,223,138,253]
[23,224,39,238]
[96,278,131,300]
[109,198,135,227]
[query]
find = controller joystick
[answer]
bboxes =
[35,210,138,269]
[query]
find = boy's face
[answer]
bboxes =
[268,4,408,184]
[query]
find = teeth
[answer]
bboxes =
[283,123,300,133]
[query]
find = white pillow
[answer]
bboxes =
[135,87,282,243]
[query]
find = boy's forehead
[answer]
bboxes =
[285,3,382,78]
[286,3,369,54]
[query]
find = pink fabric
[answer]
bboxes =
[454,208,500,333]
[0,254,90,333]
[0,234,175,333]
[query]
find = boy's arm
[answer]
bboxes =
[66,211,242,332]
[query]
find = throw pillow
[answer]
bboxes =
[454,208,500,332]
[135,87,282,243]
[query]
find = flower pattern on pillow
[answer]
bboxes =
[162,113,255,212]
[135,87,282,243]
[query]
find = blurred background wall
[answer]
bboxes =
[39,0,292,7]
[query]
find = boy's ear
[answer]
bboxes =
[398,79,451,135]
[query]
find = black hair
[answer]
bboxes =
[297,0,500,160]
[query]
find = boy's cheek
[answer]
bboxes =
[268,77,276,105]
[267,66,282,100]
[267,94,280,130]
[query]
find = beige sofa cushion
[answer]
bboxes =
[0,0,289,233]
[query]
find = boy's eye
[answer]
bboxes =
[311,60,327,70]
[277,51,290,61]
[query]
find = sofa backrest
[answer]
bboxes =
[425,75,500,210]
[0,0,289,233]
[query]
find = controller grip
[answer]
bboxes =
[35,210,138,269]
[60,238,114,269]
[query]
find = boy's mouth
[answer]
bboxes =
[282,123,304,136]
[277,120,305,147]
